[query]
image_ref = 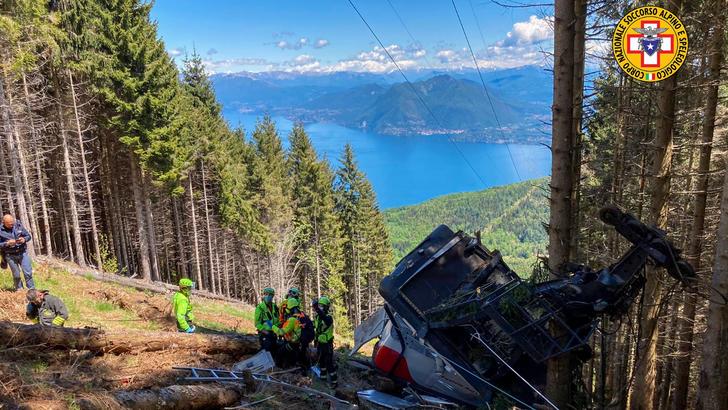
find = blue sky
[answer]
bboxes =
[150,0,555,74]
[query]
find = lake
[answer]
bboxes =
[225,111,552,209]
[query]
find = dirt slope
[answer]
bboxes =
[0,258,374,410]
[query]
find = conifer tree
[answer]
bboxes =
[288,123,344,308]
[335,144,391,325]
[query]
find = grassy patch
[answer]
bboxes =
[94,301,116,312]
[197,302,254,321]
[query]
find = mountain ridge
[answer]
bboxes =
[213,65,552,143]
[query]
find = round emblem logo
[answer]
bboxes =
[612,6,688,82]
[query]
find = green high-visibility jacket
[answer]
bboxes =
[172,291,195,331]
[314,313,334,343]
[254,301,280,332]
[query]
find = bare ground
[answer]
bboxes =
[0,259,376,410]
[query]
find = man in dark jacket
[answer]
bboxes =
[26,289,69,326]
[0,214,34,290]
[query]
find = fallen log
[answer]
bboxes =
[0,322,259,355]
[77,384,245,410]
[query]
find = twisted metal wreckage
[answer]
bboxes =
[349,206,694,409]
[182,206,694,409]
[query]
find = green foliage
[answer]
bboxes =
[98,233,119,273]
[247,116,293,251]
[334,144,392,324]
[385,178,549,275]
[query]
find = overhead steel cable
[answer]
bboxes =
[346,0,488,188]
[452,0,523,181]
[384,0,436,68]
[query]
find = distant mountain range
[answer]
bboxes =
[212,65,552,144]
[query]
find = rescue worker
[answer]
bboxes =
[254,287,279,353]
[313,296,337,387]
[1,214,35,290]
[273,297,311,373]
[26,289,68,327]
[173,278,196,333]
[278,287,301,324]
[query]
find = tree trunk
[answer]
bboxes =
[695,153,728,410]
[201,160,217,293]
[140,172,160,281]
[68,70,102,267]
[57,93,86,264]
[188,175,203,287]
[569,0,587,261]
[0,321,259,356]
[673,4,726,407]
[129,156,152,281]
[79,384,245,410]
[18,72,42,255]
[1,72,35,258]
[631,3,682,407]
[172,196,189,278]
[546,0,577,406]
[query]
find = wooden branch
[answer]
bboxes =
[78,384,245,410]
[0,322,259,356]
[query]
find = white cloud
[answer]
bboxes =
[276,37,309,50]
[413,49,427,59]
[435,49,459,63]
[168,47,184,58]
[206,48,218,56]
[499,15,553,47]
[327,44,422,73]
[203,57,277,73]
[282,54,321,72]
[313,39,330,49]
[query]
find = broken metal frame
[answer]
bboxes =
[425,276,594,364]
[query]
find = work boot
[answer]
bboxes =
[328,371,338,388]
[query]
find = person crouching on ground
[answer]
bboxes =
[255,287,280,353]
[26,289,68,327]
[273,297,312,373]
[313,296,337,388]
[173,278,196,333]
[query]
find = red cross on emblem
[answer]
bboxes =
[626,20,675,68]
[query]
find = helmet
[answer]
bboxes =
[287,287,300,298]
[179,278,194,288]
[263,287,275,296]
[318,296,331,306]
[285,297,300,312]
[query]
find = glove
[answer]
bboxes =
[185,325,196,333]
[52,316,66,327]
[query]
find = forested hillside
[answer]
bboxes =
[545,0,728,408]
[385,178,548,274]
[0,0,391,332]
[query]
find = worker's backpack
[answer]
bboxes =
[298,313,315,345]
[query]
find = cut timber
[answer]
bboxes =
[0,322,259,355]
[78,384,244,410]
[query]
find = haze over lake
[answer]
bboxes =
[225,111,552,209]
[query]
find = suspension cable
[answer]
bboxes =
[452,0,522,181]
[346,0,489,188]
